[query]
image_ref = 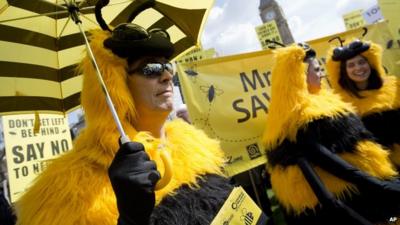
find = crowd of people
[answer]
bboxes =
[0,8,399,225]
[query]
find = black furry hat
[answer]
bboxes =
[103,23,174,59]
[298,42,316,61]
[332,39,370,61]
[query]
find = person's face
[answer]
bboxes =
[306,58,324,90]
[345,55,371,84]
[127,57,174,116]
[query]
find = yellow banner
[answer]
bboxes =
[343,9,366,30]
[211,187,267,225]
[177,50,273,176]
[379,0,400,40]
[2,114,72,202]
[177,21,400,177]
[255,20,283,50]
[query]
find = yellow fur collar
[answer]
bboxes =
[338,76,400,116]
[137,120,226,202]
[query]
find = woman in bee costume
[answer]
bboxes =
[326,39,400,169]
[14,2,245,225]
[263,43,400,225]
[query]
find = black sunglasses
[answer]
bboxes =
[128,62,174,78]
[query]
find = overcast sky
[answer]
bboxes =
[201,0,378,56]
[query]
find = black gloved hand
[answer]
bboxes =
[108,141,161,225]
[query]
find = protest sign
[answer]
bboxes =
[255,20,283,50]
[343,9,366,30]
[363,5,383,24]
[2,113,72,202]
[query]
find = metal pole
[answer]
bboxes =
[69,4,130,144]
[248,169,262,208]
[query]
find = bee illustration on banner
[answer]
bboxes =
[200,84,224,103]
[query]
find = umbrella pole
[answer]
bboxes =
[68,3,130,144]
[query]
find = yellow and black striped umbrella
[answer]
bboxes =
[0,0,214,115]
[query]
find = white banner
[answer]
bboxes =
[363,5,384,24]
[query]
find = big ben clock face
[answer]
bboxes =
[265,10,276,20]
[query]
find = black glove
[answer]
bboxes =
[108,141,161,225]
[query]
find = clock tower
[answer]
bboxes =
[259,0,294,45]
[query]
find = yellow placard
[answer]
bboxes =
[378,0,400,40]
[343,9,366,30]
[255,20,283,49]
[176,47,217,63]
[2,113,72,202]
[211,187,267,225]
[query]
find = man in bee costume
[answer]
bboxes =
[14,9,243,225]
[326,40,400,169]
[263,44,400,225]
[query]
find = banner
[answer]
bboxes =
[255,20,283,50]
[343,9,366,30]
[177,50,273,176]
[2,113,72,202]
[177,21,400,177]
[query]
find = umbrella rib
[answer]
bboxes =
[79,14,100,27]
[57,17,71,39]
[0,10,68,23]
[78,0,87,8]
